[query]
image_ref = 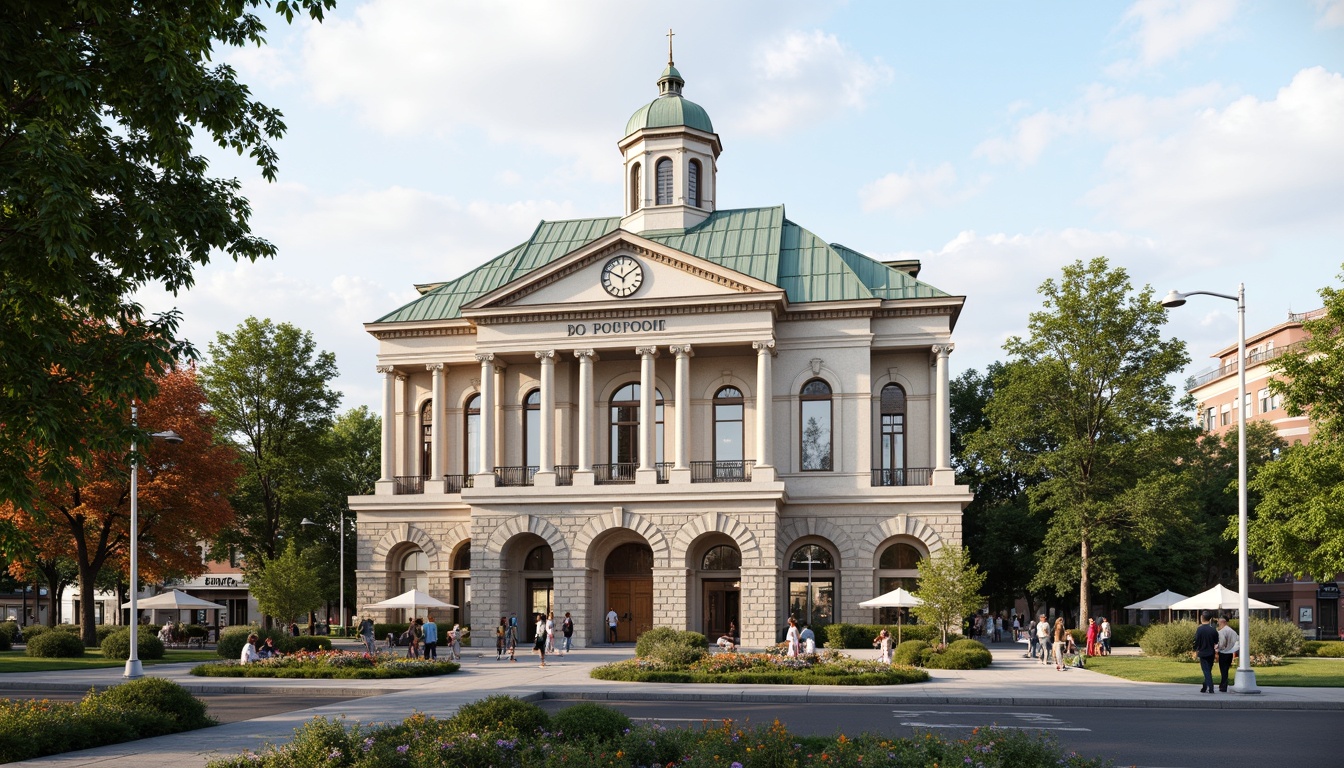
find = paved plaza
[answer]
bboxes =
[3,640,1341,767]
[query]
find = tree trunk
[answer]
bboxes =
[1079,535,1091,631]
[78,563,99,647]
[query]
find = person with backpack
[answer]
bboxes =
[560,612,574,655]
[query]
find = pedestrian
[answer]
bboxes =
[800,622,816,655]
[606,607,619,644]
[717,622,738,652]
[495,617,506,660]
[994,615,1003,643]
[1012,615,1021,642]
[358,615,376,654]
[1085,617,1098,656]
[874,628,893,664]
[259,635,281,659]
[289,621,300,637]
[408,618,422,658]
[423,614,438,660]
[506,616,518,662]
[972,614,982,639]
[1099,617,1111,655]
[1194,610,1218,693]
[533,613,548,667]
[1215,616,1239,692]
[545,612,556,654]
[1035,614,1050,665]
[1052,617,1067,670]
[241,633,261,665]
[449,624,463,661]
[560,611,574,655]
[785,616,801,658]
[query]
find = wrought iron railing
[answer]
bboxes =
[1185,341,1305,390]
[494,466,538,487]
[393,475,425,494]
[443,474,473,493]
[555,465,577,486]
[655,462,673,484]
[870,467,933,487]
[690,460,754,483]
[594,463,638,484]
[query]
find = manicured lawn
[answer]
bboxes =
[0,649,219,673]
[1086,655,1344,687]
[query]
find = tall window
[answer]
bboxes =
[465,394,481,475]
[523,389,541,467]
[875,542,922,625]
[655,157,673,205]
[420,400,433,477]
[630,162,642,211]
[1205,406,1217,431]
[713,386,744,464]
[800,379,833,471]
[688,159,701,207]
[787,544,836,628]
[399,549,429,594]
[609,383,664,465]
[880,384,906,472]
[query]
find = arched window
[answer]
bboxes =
[880,384,906,475]
[399,549,429,594]
[524,545,553,571]
[630,162,642,212]
[713,386,744,464]
[787,543,837,628]
[452,543,471,571]
[800,379,833,471]
[688,159,701,207]
[789,544,834,570]
[465,394,481,475]
[523,389,541,468]
[609,383,664,466]
[879,543,922,569]
[655,157,673,205]
[875,541,923,625]
[702,544,741,571]
[419,400,433,477]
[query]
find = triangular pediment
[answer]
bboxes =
[460,229,785,316]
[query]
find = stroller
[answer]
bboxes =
[1062,636,1086,669]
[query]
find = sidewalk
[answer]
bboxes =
[6,640,1343,767]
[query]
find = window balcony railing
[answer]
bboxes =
[690,460,754,483]
[443,474,473,493]
[495,466,537,487]
[655,462,673,484]
[393,475,426,495]
[870,467,933,487]
[1185,340,1305,390]
[594,463,638,484]
[555,465,577,486]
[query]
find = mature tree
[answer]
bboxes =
[911,545,986,645]
[0,0,335,508]
[968,258,1196,626]
[246,541,325,625]
[0,367,238,644]
[201,318,340,563]
[1271,267,1344,439]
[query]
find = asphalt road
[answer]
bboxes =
[539,699,1337,768]
[1,688,370,725]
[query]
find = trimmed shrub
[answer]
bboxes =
[1300,640,1325,656]
[551,702,632,742]
[892,639,930,666]
[70,625,122,646]
[822,622,949,649]
[182,624,208,639]
[447,694,549,738]
[1139,620,1198,659]
[1246,618,1303,659]
[1109,624,1145,647]
[87,678,214,736]
[100,629,166,660]
[216,626,292,658]
[290,636,333,652]
[17,624,77,642]
[25,630,86,658]
[922,648,992,670]
[0,621,18,644]
[635,627,707,665]
[1317,642,1344,658]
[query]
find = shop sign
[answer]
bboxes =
[567,319,667,337]
[1317,582,1340,600]
[205,576,243,588]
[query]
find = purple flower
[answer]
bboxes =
[362,737,375,753]
[327,748,342,759]
[396,744,409,754]
[731,763,744,768]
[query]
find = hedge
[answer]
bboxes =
[26,631,86,658]
[634,627,707,665]
[100,629,166,661]
[0,622,18,645]
[192,651,460,679]
[821,622,953,649]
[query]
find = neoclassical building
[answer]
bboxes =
[350,57,973,648]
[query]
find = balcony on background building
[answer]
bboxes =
[690,460,755,483]
[494,466,538,487]
[871,467,933,487]
[393,475,426,495]
[443,474,474,493]
[1185,340,1306,390]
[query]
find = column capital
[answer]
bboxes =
[932,343,955,357]
[376,365,396,374]
[669,344,694,358]
[573,349,598,361]
[636,345,661,358]
[474,352,495,364]
[752,339,776,355]
[425,362,445,372]
[535,349,557,363]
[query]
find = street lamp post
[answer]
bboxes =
[302,510,347,636]
[1159,283,1260,694]
[124,404,183,679]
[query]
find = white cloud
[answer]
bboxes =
[1109,0,1239,75]
[859,163,980,213]
[1316,0,1344,27]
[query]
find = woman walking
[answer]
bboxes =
[533,613,548,667]
[785,617,801,659]
[495,617,506,660]
[1052,617,1067,671]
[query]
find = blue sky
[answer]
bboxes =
[140,0,1344,413]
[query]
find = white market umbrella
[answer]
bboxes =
[859,587,923,643]
[363,589,457,616]
[1167,584,1276,613]
[1124,590,1189,611]
[121,589,226,627]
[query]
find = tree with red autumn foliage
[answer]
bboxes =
[0,367,240,646]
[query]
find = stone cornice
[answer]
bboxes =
[471,299,780,326]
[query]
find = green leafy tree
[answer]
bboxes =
[0,0,334,508]
[911,545,986,645]
[1271,268,1344,440]
[200,318,340,563]
[304,407,380,623]
[245,541,324,625]
[968,258,1196,625]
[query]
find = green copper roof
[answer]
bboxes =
[374,207,951,324]
[625,96,714,136]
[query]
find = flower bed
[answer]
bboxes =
[191,650,459,679]
[205,701,1106,768]
[591,649,928,685]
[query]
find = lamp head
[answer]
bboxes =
[301,518,316,527]
[1159,290,1187,308]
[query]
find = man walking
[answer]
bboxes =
[422,614,439,660]
[606,607,619,644]
[1194,611,1218,693]
[1035,614,1050,664]
[1216,616,1239,692]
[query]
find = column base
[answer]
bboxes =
[636,468,660,485]
[1232,669,1261,694]
[473,472,497,489]
[375,479,397,496]
[572,470,595,486]
[123,659,144,679]
[931,467,957,486]
[533,471,557,487]
[752,464,776,482]
[423,479,446,495]
[669,467,691,484]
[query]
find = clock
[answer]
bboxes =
[600,255,644,298]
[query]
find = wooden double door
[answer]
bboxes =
[606,577,652,642]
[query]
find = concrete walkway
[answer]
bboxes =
[5,640,1342,767]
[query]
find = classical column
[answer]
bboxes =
[636,346,660,483]
[534,350,557,486]
[424,363,446,494]
[669,344,693,483]
[475,353,497,486]
[376,365,396,493]
[753,340,776,481]
[398,373,411,476]
[573,350,597,484]
[932,344,955,486]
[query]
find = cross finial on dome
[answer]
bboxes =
[667,28,675,66]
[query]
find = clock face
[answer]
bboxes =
[601,255,644,298]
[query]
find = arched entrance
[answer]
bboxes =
[604,542,653,642]
[698,541,741,640]
[522,544,553,642]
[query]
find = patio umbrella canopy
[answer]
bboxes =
[1123,590,1189,611]
[1167,584,1277,612]
[121,589,227,611]
[859,587,923,643]
[363,589,457,613]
